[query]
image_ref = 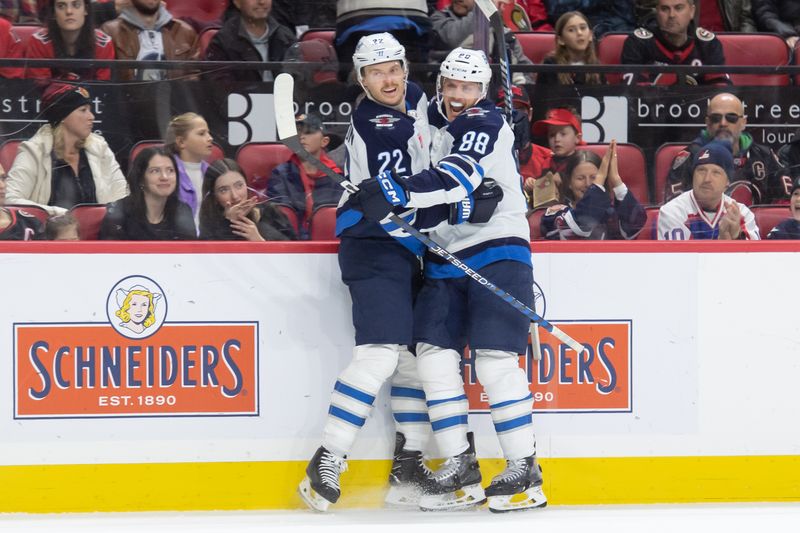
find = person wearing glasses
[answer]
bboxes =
[664,92,792,205]
[99,146,196,240]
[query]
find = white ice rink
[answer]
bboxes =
[2,503,799,533]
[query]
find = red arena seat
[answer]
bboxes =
[299,29,335,46]
[527,207,547,240]
[167,0,226,24]
[717,32,790,86]
[276,204,299,235]
[129,140,224,171]
[654,142,689,205]
[309,205,338,241]
[0,139,22,172]
[751,205,788,238]
[596,32,628,84]
[235,142,293,193]
[514,32,555,64]
[581,143,650,204]
[637,206,661,240]
[199,28,219,58]
[5,204,49,225]
[70,204,108,240]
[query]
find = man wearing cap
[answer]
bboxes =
[266,113,343,239]
[6,83,128,216]
[658,140,759,240]
[666,93,791,205]
[767,178,800,239]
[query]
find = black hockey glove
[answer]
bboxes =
[449,178,504,225]
[349,170,409,222]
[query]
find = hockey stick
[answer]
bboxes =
[475,0,513,125]
[273,73,583,354]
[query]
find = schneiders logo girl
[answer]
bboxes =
[108,276,167,340]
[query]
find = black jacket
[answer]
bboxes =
[199,203,297,241]
[753,0,800,38]
[203,14,296,82]
[99,197,197,240]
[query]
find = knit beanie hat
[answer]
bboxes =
[42,83,91,127]
[693,140,734,179]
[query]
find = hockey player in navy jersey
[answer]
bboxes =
[298,32,434,512]
[349,47,547,513]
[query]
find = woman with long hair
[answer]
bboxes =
[99,146,197,240]
[164,112,214,223]
[25,0,115,81]
[541,141,646,239]
[199,158,296,241]
[538,11,603,85]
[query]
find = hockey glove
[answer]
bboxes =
[449,178,504,225]
[349,170,409,222]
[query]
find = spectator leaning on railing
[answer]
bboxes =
[5,83,128,216]
[25,0,116,81]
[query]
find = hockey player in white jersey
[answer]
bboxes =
[298,32,434,512]
[348,47,547,513]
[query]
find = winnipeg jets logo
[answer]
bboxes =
[698,149,711,161]
[370,114,400,129]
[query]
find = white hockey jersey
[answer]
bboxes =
[657,190,760,240]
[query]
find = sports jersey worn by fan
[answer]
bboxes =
[768,218,800,239]
[657,190,759,240]
[541,183,646,240]
[666,132,791,205]
[25,29,115,80]
[0,208,42,240]
[621,25,729,85]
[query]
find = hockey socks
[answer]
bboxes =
[389,348,430,452]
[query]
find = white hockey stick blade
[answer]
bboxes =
[473,0,498,18]
[274,72,299,141]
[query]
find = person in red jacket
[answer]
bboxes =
[0,17,24,78]
[25,0,115,81]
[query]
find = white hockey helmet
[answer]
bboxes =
[437,47,493,101]
[352,32,408,85]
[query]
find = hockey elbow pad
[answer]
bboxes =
[449,178,503,225]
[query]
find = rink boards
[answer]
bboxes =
[0,240,798,512]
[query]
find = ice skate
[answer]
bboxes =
[385,432,433,507]
[298,446,348,512]
[418,433,486,511]
[485,455,547,513]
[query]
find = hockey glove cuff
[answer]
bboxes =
[350,171,409,222]
[449,178,503,225]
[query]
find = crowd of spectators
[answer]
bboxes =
[1,0,800,241]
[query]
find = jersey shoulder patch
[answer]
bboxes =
[696,27,715,42]
[32,29,50,44]
[95,29,113,46]
[634,27,653,39]
[672,149,691,170]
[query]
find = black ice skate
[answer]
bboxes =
[418,432,486,511]
[385,432,433,507]
[298,446,348,512]
[485,455,547,513]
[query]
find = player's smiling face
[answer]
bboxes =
[361,61,406,107]
[441,77,482,121]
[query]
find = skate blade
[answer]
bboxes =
[298,476,332,512]
[419,483,487,512]
[384,484,423,507]
[488,485,547,513]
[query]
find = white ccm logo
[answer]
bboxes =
[380,177,402,205]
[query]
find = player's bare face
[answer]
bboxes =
[568,161,598,202]
[692,163,728,209]
[441,78,482,121]
[450,0,475,17]
[362,61,406,107]
[706,97,746,142]
[791,189,800,221]
[656,0,695,37]
[558,15,592,56]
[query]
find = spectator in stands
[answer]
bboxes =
[270,0,336,34]
[0,17,24,78]
[658,140,759,239]
[622,0,729,85]
[753,0,800,50]
[537,11,604,86]
[767,178,800,239]
[26,0,116,81]
[546,0,634,38]
[199,158,296,241]
[6,83,127,216]
[164,112,213,224]
[203,0,295,82]
[541,142,646,239]
[266,113,342,240]
[99,146,196,240]
[335,0,431,82]
[666,93,791,205]
[431,0,534,84]
[525,106,584,196]
[45,212,80,239]
[778,129,800,182]
[636,0,755,32]
[101,0,199,81]
[0,0,41,23]
[0,166,44,240]
[494,85,551,211]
